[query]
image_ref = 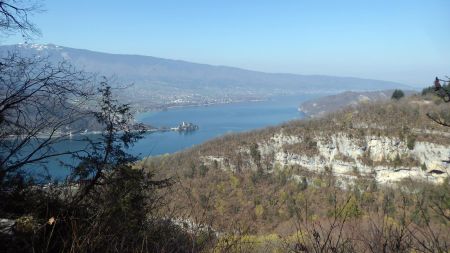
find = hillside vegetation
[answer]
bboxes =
[141,94,450,252]
[1,1,447,252]
[298,89,417,117]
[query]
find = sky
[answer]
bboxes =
[1,0,449,87]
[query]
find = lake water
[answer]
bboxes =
[132,94,318,156]
[27,94,321,180]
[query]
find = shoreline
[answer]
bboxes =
[135,97,268,114]
[4,93,317,140]
[3,125,199,140]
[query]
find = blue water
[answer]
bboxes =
[25,94,320,180]
[132,94,317,157]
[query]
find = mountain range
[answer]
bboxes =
[0,44,413,109]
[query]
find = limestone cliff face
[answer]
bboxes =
[268,133,449,184]
[202,132,449,184]
[198,97,450,185]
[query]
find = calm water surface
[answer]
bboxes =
[133,94,317,156]
[30,94,321,179]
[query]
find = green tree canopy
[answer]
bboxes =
[391,89,405,100]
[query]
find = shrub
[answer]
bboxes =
[407,135,416,150]
[421,163,427,171]
[393,154,402,167]
[199,164,209,177]
[391,89,405,100]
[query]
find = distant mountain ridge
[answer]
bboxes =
[0,44,412,109]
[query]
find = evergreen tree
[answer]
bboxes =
[391,89,405,100]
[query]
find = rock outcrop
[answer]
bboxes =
[203,132,449,184]
[271,133,449,184]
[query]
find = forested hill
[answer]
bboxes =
[0,44,411,108]
[147,94,450,186]
[299,89,417,117]
[140,94,450,247]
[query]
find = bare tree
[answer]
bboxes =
[0,1,189,252]
[427,77,450,126]
[0,0,42,39]
[0,53,94,186]
[0,0,92,185]
[426,76,450,174]
[27,81,178,253]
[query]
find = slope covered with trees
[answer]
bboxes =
[141,93,450,252]
[1,1,449,252]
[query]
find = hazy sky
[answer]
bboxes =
[2,0,449,86]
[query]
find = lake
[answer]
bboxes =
[132,94,318,156]
[26,94,321,180]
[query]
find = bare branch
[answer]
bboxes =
[0,0,42,39]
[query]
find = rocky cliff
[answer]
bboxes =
[271,133,448,184]
[195,97,450,185]
[201,131,449,185]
